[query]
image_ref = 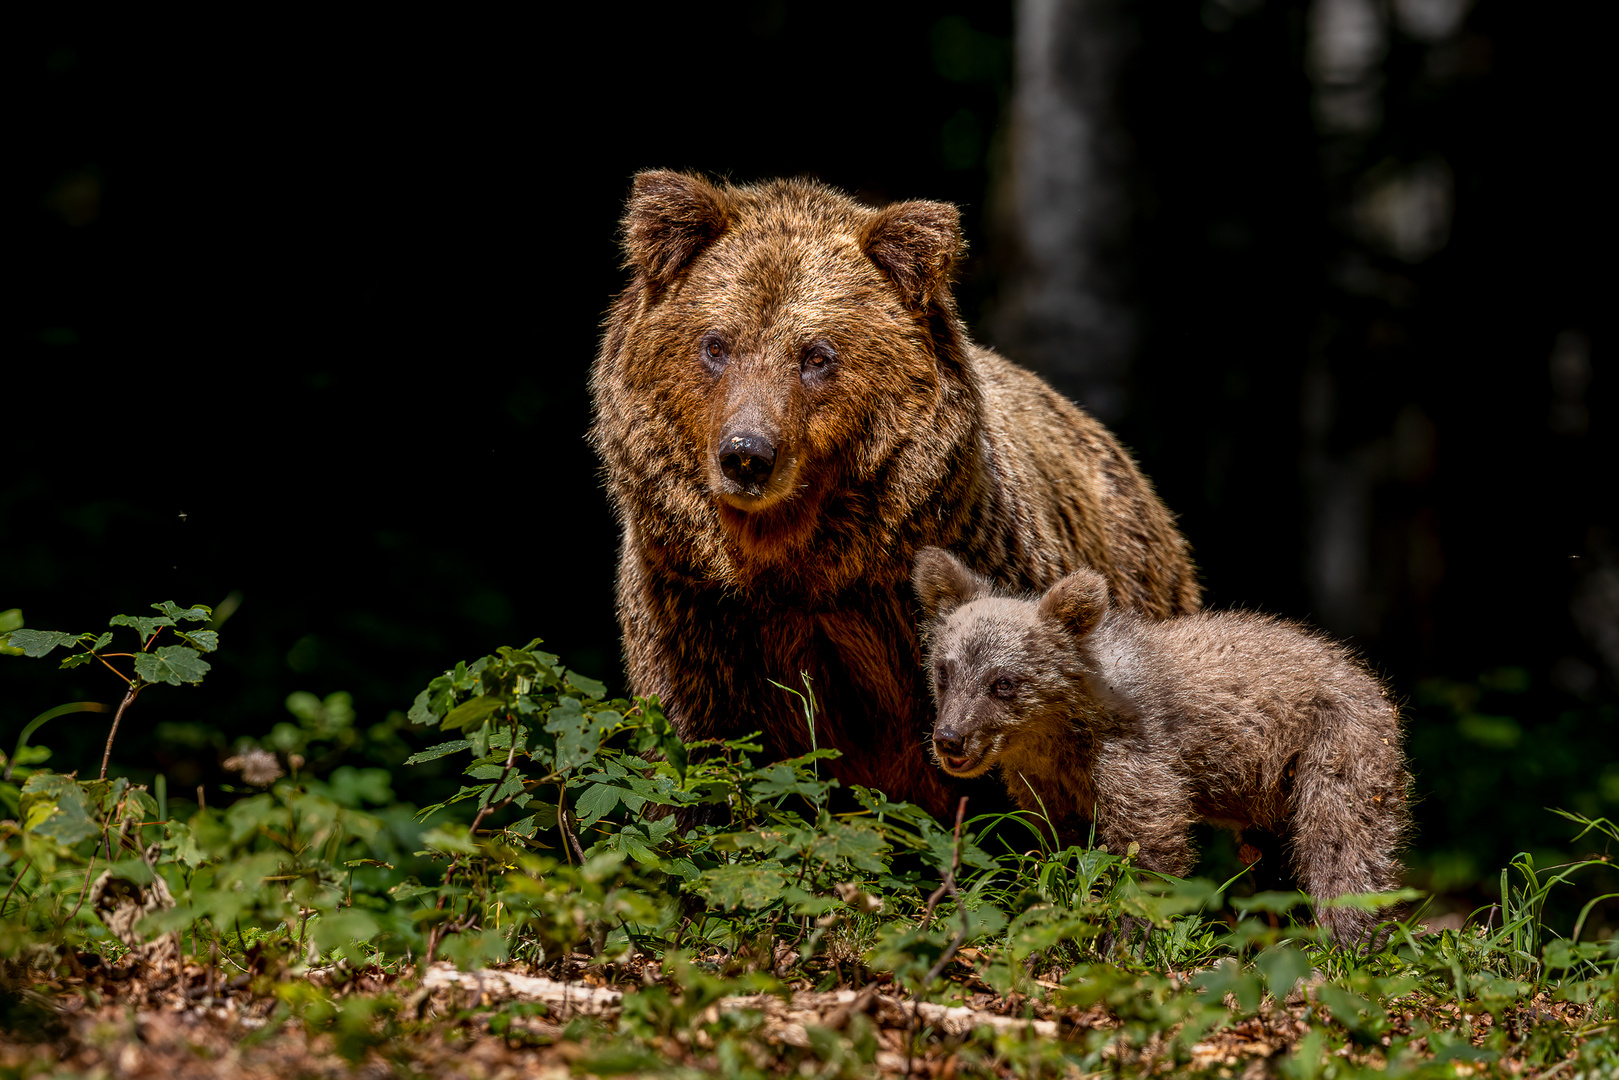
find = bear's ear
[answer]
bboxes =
[621,170,733,284]
[862,200,964,310]
[1038,568,1111,639]
[913,547,990,621]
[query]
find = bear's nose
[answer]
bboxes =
[933,731,965,758]
[719,433,777,489]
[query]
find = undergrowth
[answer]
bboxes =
[2,606,1616,1076]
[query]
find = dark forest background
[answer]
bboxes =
[6,2,1613,922]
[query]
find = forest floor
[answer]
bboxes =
[2,947,1604,1079]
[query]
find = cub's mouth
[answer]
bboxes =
[934,747,993,778]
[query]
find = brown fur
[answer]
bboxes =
[914,547,1412,949]
[589,171,1200,815]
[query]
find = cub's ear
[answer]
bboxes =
[862,200,964,310]
[1038,568,1110,639]
[913,547,991,622]
[621,170,733,284]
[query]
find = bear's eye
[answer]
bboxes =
[801,341,837,382]
[991,677,1016,699]
[699,335,729,373]
[934,666,948,692]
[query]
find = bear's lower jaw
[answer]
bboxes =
[711,457,804,513]
[717,487,781,511]
[936,750,994,778]
[713,469,823,560]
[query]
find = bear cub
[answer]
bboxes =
[913,546,1412,949]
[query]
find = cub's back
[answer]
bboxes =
[1098,609,1389,740]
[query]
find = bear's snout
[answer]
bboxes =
[718,431,777,492]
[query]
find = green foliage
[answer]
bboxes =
[2,619,1616,1075]
[1,602,423,976]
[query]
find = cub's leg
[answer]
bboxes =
[1286,706,1409,950]
[1092,747,1197,956]
[1092,746,1198,877]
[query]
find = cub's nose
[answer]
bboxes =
[719,432,777,489]
[933,731,965,758]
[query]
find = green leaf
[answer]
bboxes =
[20,773,98,845]
[408,683,450,725]
[1121,876,1223,927]
[809,819,889,874]
[403,739,472,765]
[564,670,608,699]
[1255,945,1312,1001]
[133,645,210,685]
[441,695,506,732]
[420,824,480,856]
[440,927,509,972]
[1314,983,1379,1036]
[152,601,212,623]
[694,863,788,911]
[481,772,527,810]
[574,783,621,827]
[6,629,82,658]
[1232,891,1310,915]
[1193,959,1262,1015]
[749,762,837,803]
[310,909,381,957]
[599,819,676,864]
[327,766,394,806]
[110,613,176,641]
[545,697,616,773]
[174,628,219,653]
[1317,888,1424,911]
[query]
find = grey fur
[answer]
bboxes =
[913,547,1412,950]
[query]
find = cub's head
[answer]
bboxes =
[912,548,1110,778]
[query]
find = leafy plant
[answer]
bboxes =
[4,602,216,779]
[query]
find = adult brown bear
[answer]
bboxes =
[589,171,1199,817]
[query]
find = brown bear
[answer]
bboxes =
[912,546,1411,948]
[589,171,1201,817]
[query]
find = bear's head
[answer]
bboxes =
[609,172,976,567]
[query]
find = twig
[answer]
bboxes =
[99,683,141,780]
[556,790,588,864]
[466,716,523,839]
[92,651,133,684]
[67,856,98,924]
[0,858,31,917]
[909,797,971,1078]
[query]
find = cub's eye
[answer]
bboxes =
[934,667,949,691]
[706,342,723,358]
[991,677,1016,699]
